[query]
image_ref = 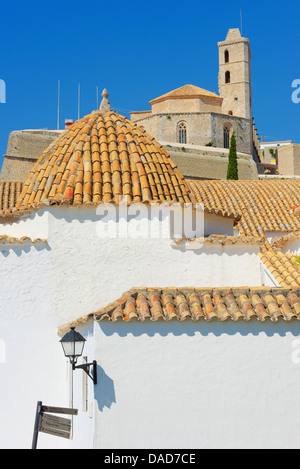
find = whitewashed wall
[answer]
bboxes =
[0,205,261,328]
[64,318,300,450]
[0,241,68,449]
[90,319,300,449]
[259,258,280,287]
[0,205,262,448]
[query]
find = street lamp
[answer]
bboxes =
[60,327,97,384]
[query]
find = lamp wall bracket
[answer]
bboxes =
[73,360,97,385]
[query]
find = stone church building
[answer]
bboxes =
[130,28,259,169]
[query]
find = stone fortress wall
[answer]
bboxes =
[0,129,62,180]
[0,123,258,182]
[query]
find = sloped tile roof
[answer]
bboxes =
[188,180,300,237]
[0,235,47,245]
[0,181,24,211]
[291,205,300,215]
[259,243,300,288]
[58,286,300,334]
[149,84,222,105]
[2,111,193,217]
[187,179,300,288]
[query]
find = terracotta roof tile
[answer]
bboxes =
[0,111,194,218]
[0,181,23,211]
[149,84,222,105]
[259,242,300,288]
[0,235,47,245]
[58,286,300,334]
[188,180,300,237]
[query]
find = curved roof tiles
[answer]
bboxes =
[188,179,300,237]
[0,181,23,210]
[58,286,300,334]
[14,111,193,211]
[149,84,222,105]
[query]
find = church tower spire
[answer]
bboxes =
[218,28,252,120]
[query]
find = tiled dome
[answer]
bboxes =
[15,110,193,210]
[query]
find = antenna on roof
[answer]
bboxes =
[96,86,99,109]
[57,80,60,130]
[240,9,243,35]
[78,83,81,120]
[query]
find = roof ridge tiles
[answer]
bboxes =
[58,286,300,334]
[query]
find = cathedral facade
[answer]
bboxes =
[130,29,258,159]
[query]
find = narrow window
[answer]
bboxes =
[225,71,231,84]
[178,122,187,144]
[224,50,229,63]
[82,356,88,412]
[224,125,231,149]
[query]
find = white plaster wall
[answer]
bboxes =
[259,259,280,287]
[0,210,50,239]
[63,322,95,450]
[90,319,300,449]
[50,208,260,325]
[0,242,68,449]
[0,205,263,448]
[0,206,261,328]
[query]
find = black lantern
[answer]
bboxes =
[60,327,97,384]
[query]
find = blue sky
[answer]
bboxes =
[0,0,299,168]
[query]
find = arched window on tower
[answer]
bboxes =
[224,50,229,63]
[177,122,187,144]
[225,71,231,84]
[223,124,232,149]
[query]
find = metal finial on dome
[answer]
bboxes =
[99,88,111,113]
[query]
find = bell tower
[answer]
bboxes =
[218,28,252,120]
